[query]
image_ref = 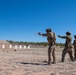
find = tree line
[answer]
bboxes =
[7,40,64,47]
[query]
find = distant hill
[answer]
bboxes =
[0,40,10,45]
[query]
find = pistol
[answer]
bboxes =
[58,35,61,38]
[38,32,41,35]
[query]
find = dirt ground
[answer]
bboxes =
[0,47,76,75]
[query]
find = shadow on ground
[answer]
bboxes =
[17,61,48,66]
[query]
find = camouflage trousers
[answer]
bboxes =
[61,47,74,62]
[48,45,56,65]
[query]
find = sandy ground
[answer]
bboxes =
[0,47,76,75]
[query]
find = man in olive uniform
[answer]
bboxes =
[73,35,76,60]
[58,32,74,62]
[38,28,56,65]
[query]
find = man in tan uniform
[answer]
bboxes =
[58,32,74,62]
[38,28,56,65]
[73,35,76,60]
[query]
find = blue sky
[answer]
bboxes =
[0,0,76,43]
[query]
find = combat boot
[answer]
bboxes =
[48,61,51,65]
[52,61,56,64]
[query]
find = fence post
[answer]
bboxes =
[15,45,17,49]
[9,44,12,48]
[24,45,26,49]
[2,44,5,49]
[28,45,30,49]
[19,45,22,49]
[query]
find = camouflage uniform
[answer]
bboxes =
[73,35,76,60]
[38,28,56,65]
[58,32,74,62]
[48,42,56,65]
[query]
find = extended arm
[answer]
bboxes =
[38,32,48,37]
[58,35,67,39]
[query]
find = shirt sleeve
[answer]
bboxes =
[60,36,67,39]
[41,33,48,36]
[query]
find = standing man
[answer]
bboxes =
[38,28,56,65]
[58,31,74,62]
[73,35,76,60]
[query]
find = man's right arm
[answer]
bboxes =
[38,32,48,36]
[58,35,67,39]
